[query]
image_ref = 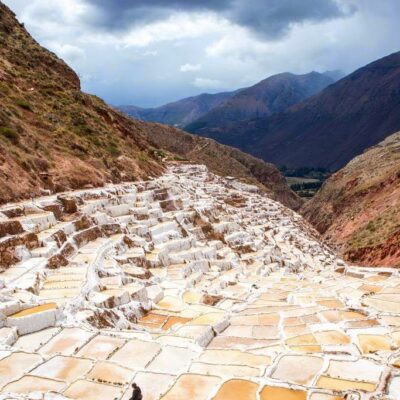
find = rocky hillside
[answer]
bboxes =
[119,90,237,127]
[142,123,301,210]
[302,131,400,266]
[0,2,299,210]
[192,52,400,171]
[186,72,333,138]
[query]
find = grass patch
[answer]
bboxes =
[106,142,120,156]
[138,152,149,162]
[172,154,188,161]
[15,99,33,111]
[0,126,19,144]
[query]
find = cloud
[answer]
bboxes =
[3,0,400,108]
[82,0,352,39]
[193,77,224,89]
[180,63,202,72]
[46,43,86,63]
[82,0,231,31]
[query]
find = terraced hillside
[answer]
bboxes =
[303,131,400,267]
[0,2,299,210]
[1,164,400,399]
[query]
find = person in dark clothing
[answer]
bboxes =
[130,383,143,400]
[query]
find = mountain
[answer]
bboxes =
[302,131,400,266]
[200,51,400,171]
[0,2,300,210]
[118,91,237,127]
[185,71,333,136]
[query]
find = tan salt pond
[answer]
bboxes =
[0,352,42,388]
[30,355,93,382]
[288,345,322,353]
[147,345,194,374]
[314,330,350,345]
[77,335,125,360]
[63,379,123,400]
[286,333,317,346]
[110,339,161,369]
[271,355,324,385]
[39,327,94,356]
[162,316,192,330]
[260,386,307,400]
[358,334,391,353]
[138,312,168,329]
[87,361,135,385]
[126,372,176,400]
[9,303,57,318]
[2,375,66,393]
[13,327,60,352]
[212,379,258,400]
[315,376,376,392]
[157,296,186,312]
[199,349,270,367]
[161,373,221,400]
[190,362,261,378]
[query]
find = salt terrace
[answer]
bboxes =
[0,164,400,400]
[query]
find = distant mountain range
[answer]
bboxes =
[118,71,339,129]
[185,71,334,141]
[188,52,400,171]
[118,91,239,128]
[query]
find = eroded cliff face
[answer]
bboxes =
[0,3,299,210]
[303,131,400,267]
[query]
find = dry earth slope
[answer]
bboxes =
[302,131,400,266]
[0,2,300,210]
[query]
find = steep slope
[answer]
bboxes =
[185,72,333,140]
[0,2,300,210]
[228,51,400,170]
[142,123,302,210]
[302,131,400,266]
[119,91,236,127]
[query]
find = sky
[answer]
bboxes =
[3,0,400,107]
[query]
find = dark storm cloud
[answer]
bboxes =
[83,0,352,38]
[83,0,232,30]
[228,0,353,38]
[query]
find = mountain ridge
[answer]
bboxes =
[118,90,238,127]
[192,51,400,171]
[185,71,334,135]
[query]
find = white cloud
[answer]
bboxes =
[193,77,224,89]
[3,0,400,107]
[180,63,202,72]
[45,42,86,63]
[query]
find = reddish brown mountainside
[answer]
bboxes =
[302,132,400,266]
[189,51,400,171]
[0,3,300,209]
[186,72,333,146]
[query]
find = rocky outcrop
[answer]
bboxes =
[302,131,400,266]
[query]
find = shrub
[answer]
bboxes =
[0,126,19,144]
[106,142,120,156]
[138,152,149,162]
[16,99,33,111]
